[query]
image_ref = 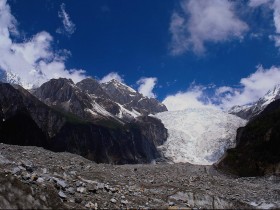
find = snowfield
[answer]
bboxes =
[154,108,247,165]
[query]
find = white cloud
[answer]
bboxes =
[215,86,234,96]
[99,72,124,83]
[137,77,157,98]
[56,3,76,37]
[169,0,248,55]
[0,0,86,89]
[163,66,280,111]
[163,85,217,111]
[219,65,280,108]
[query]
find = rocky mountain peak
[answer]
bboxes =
[229,84,280,120]
[76,78,108,98]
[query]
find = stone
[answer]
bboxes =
[66,187,75,195]
[169,201,175,206]
[110,198,117,203]
[58,191,67,199]
[42,168,47,174]
[97,183,105,189]
[12,167,21,175]
[36,177,44,183]
[85,201,96,208]
[76,181,83,187]
[77,187,86,193]
[70,171,77,176]
[53,178,67,188]
[121,200,128,205]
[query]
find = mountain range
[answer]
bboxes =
[0,78,167,164]
[0,75,279,176]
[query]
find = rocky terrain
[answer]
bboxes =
[0,143,279,209]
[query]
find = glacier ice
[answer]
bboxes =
[154,108,247,165]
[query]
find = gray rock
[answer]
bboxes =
[110,198,117,203]
[85,201,97,208]
[58,191,67,199]
[169,201,175,206]
[121,200,128,205]
[77,187,86,193]
[76,181,83,187]
[53,178,67,188]
[36,177,44,183]
[12,167,21,175]
[66,187,75,195]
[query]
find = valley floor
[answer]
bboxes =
[0,143,279,209]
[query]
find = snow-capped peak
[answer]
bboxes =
[229,84,280,120]
[154,108,247,165]
[105,79,137,93]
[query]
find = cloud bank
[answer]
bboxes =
[163,66,280,111]
[169,0,248,55]
[0,0,86,89]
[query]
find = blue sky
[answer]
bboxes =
[2,0,280,110]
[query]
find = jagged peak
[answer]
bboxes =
[78,77,99,84]
[103,79,137,93]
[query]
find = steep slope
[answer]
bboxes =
[155,108,247,165]
[229,84,280,120]
[33,78,167,123]
[101,79,167,115]
[32,78,123,122]
[217,99,280,176]
[0,82,167,164]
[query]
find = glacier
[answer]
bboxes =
[154,108,247,165]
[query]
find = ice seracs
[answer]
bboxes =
[154,108,247,165]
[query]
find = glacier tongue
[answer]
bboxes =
[154,108,247,165]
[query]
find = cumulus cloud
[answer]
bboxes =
[163,85,217,111]
[163,66,280,111]
[0,0,86,89]
[56,3,76,37]
[219,65,280,108]
[137,77,157,98]
[169,0,248,55]
[99,72,124,83]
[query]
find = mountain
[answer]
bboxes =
[154,108,247,165]
[32,78,167,123]
[101,79,167,115]
[217,99,280,176]
[0,82,168,164]
[229,84,280,120]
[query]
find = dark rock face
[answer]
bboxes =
[0,83,167,164]
[76,78,109,98]
[217,99,280,176]
[33,78,167,123]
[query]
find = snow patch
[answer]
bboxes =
[155,108,247,165]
